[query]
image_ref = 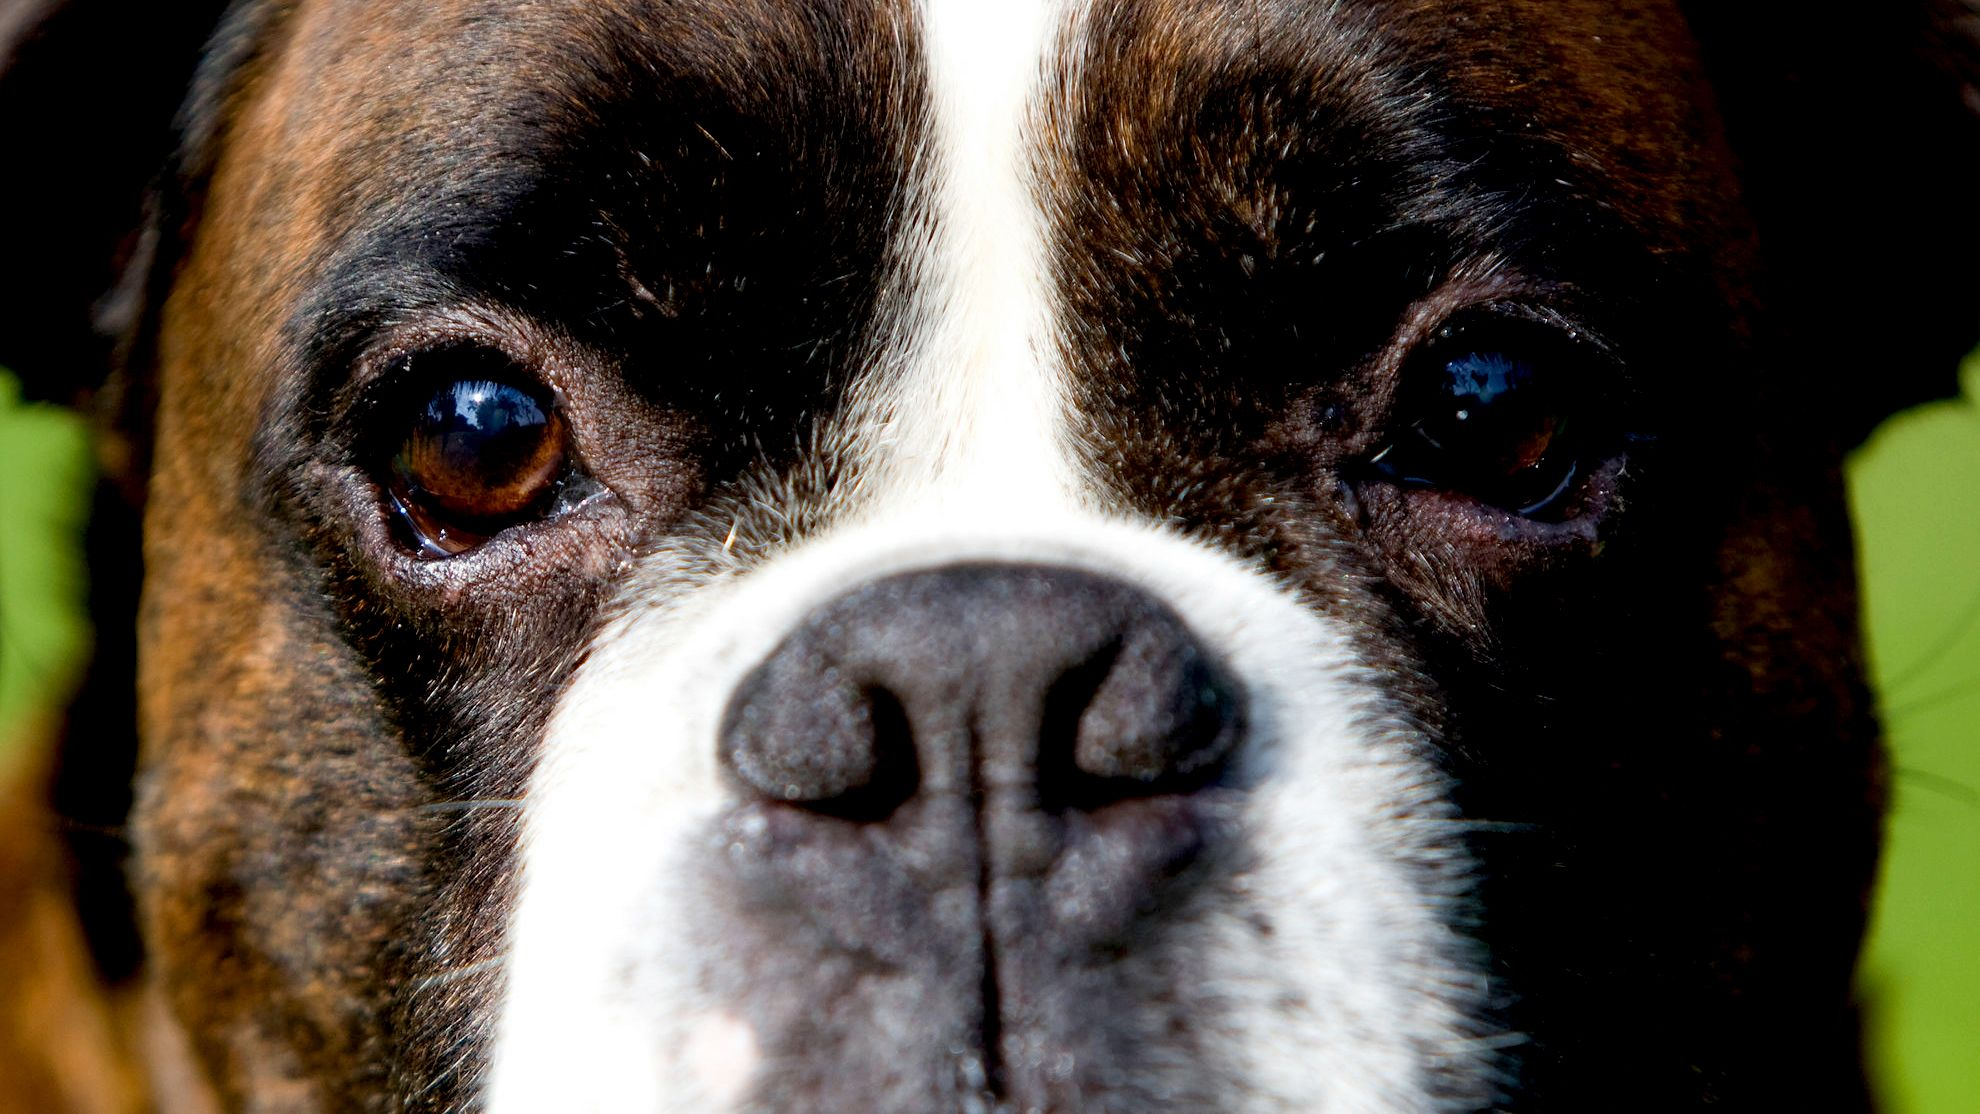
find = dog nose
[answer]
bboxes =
[717,563,1243,820]
[709,565,1248,1100]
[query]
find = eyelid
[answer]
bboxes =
[322,305,585,442]
[1425,305,1615,360]
[1415,307,1635,423]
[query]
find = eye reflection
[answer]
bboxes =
[1416,351,1564,474]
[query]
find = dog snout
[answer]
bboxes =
[699,562,1251,1102]
[717,562,1244,824]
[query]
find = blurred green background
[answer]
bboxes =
[0,369,91,756]
[2,356,1978,1107]
[1853,350,1980,1113]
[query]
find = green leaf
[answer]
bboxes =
[0,368,93,755]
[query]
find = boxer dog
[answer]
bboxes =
[3,1,1977,1110]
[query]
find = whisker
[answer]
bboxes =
[1885,673,1980,723]
[1892,765,1980,807]
[410,956,508,993]
[413,1034,487,1102]
[48,817,133,843]
[418,799,524,814]
[1879,577,1980,697]
[1446,819,1543,834]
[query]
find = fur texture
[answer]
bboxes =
[1,1,1977,1111]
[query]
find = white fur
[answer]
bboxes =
[838,0,1076,519]
[485,0,1494,1108]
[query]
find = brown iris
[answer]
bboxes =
[388,377,569,556]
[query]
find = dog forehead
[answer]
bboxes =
[1057,0,1734,250]
[193,0,914,273]
[203,0,1723,255]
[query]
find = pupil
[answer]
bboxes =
[424,380,549,479]
[1413,349,1545,457]
[1443,351,1534,411]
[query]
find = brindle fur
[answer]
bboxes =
[2,1,1977,1110]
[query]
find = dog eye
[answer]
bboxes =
[385,368,578,556]
[1368,320,1597,518]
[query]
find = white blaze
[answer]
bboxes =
[848,0,1075,521]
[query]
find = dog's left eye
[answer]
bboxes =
[1368,320,1602,518]
[384,368,588,556]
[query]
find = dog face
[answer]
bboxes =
[4,1,1978,1110]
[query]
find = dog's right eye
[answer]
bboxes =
[382,363,591,557]
[1364,315,1614,520]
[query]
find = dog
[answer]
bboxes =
[3,0,1978,1110]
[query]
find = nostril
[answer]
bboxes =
[837,687,919,821]
[1047,614,1245,811]
[1077,643,1240,783]
[718,656,920,821]
[720,563,1243,824]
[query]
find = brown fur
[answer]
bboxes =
[1,0,1976,1109]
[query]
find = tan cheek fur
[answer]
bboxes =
[130,7,453,1103]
